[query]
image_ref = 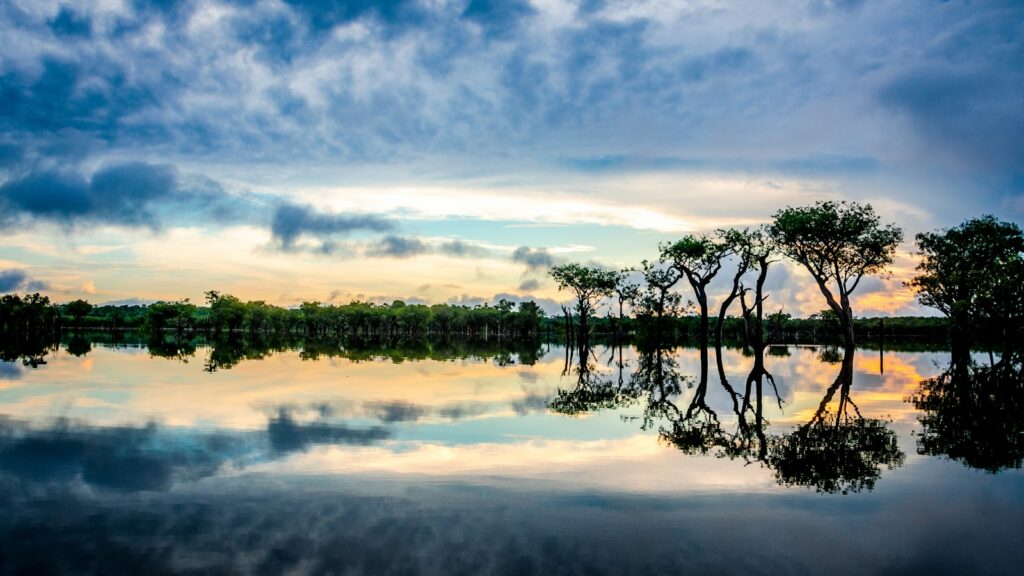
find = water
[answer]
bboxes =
[1,337,1021,575]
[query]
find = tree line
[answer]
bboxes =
[550,201,1023,357]
[0,292,547,339]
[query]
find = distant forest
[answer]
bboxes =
[0,291,951,341]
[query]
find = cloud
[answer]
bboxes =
[267,409,392,453]
[878,64,1024,170]
[0,268,49,293]
[511,390,552,416]
[365,235,493,259]
[270,202,395,250]
[365,235,430,258]
[511,246,556,271]
[517,278,540,292]
[0,269,29,292]
[363,401,428,423]
[0,162,251,231]
[438,239,490,258]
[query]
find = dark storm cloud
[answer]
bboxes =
[511,390,552,416]
[0,269,28,292]
[878,64,1024,170]
[0,362,21,379]
[511,246,556,271]
[0,419,237,492]
[0,162,253,231]
[439,239,490,258]
[0,269,48,293]
[365,236,492,259]
[270,202,395,250]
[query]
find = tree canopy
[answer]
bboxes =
[549,263,619,338]
[770,200,902,346]
[908,215,1023,355]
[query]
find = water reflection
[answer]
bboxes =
[0,411,393,494]
[909,354,1024,472]
[0,335,1022,574]
[769,348,905,494]
[551,344,905,493]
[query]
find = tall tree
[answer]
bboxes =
[549,263,619,341]
[713,228,763,349]
[613,269,640,338]
[908,215,1024,364]
[660,235,729,376]
[634,259,684,334]
[769,201,902,350]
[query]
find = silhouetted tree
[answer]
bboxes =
[661,235,729,375]
[908,215,1024,364]
[633,259,684,334]
[713,228,761,349]
[769,201,902,350]
[549,263,619,341]
[613,270,640,338]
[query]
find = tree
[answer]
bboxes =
[64,299,93,329]
[908,215,1024,363]
[549,263,619,340]
[715,227,774,349]
[634,259,684,330]
[769,201,902,350]
[660,234,729,376]
[613,269,641,338]
[206,291,246,333]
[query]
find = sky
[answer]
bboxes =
[0,0,1021,316]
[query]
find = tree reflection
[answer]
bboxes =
[0,336,54,368]
[769,349,904,494]
[909,353,1024,472]
[548,342,642,416]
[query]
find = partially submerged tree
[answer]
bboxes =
[634,259,684,331]
[549,263,619,340]
[908,215,1024,364]
[612,269,641,338]
[769,201,902,350]
[660,235,729,375]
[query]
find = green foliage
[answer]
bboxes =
[549,263,619,337]
[549,263,619,308]
[0,293,58,334]
[770,201,902,345]
[633,260,685,321]
[659,235,729,289]
[64,299,93,327]
[146,300,197,333]
[909,215,1024,351]
[769,201,903,286]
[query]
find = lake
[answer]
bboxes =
[1,336,1021,575]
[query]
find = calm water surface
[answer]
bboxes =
[1,338,1021,575]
